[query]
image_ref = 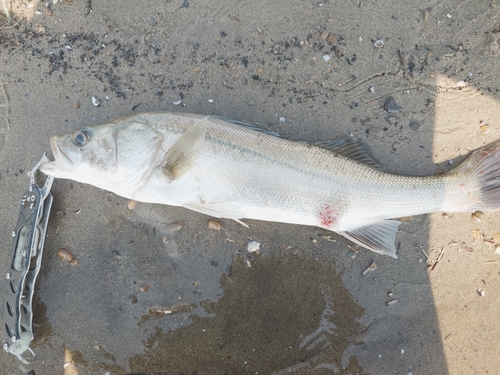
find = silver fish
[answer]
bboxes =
[39,112,500,257]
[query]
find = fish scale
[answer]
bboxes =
[40,112,500,258]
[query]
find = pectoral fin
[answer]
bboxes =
[339,220,401,258]
[161,117,208,180]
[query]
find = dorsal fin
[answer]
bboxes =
[212,116,281,137]
[315,138,382,169]
[217,116,380,168]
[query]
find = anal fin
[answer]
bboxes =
[339,220,401,258]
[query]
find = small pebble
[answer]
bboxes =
[127,200,137,210]
[470,229,481,239]
[74,102,80,109]
[373,39,384,48]
[477,288,485,296]
[207,219,222,230]
[327,34,336,44]
[279,117,285,123]
[247,240,261,253]
[368,86,375,93]
[91,96,100,107]
[57,248,74,262]
[320,30,329,39]
[366,126,382,137]
[383,96,400,113]
[447,13,452,18]
[69,258,79,266]
[147,18,157,26]
[495,244,500,255]
[140,285,150,292]
[471,211,484,222]
[347,250,357,258]
[386,114,399,124]
[168,222,184,232]
[360,117,371,125]
[423,9,430,21]
[208,99,214,103]
[409,121,421,131]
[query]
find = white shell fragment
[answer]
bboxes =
[247,240,261,253]
[172,100,182,106]
[208,99,214,103]
[91,96,100,107]
[322,54,331,62]
[477,288,485,296]
[279,117,285,123]
[373,39,384,48]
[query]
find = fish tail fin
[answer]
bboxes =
[451,141,500,211]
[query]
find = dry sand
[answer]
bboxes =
[1,1,500,374]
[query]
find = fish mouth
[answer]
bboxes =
[50,136,75,170]
[40,136,78,175]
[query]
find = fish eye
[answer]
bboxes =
[72,128,91,147]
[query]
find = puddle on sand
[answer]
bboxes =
[30,292,52,347]
[129,254,368,375]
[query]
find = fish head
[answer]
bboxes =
[40,120,164,194]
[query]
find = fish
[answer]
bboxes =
[39,111,500,258]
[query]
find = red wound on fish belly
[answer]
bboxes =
[319,206,338,228]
